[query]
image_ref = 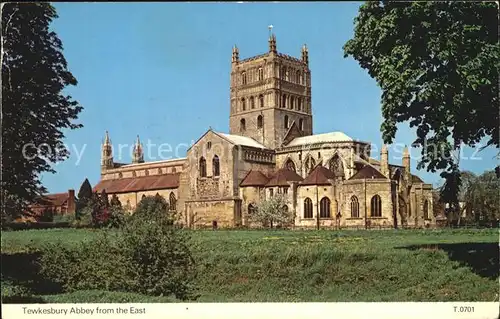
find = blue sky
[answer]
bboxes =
[42,2,497,193]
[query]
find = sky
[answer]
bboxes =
[41,2,498,193]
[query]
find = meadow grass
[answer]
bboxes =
[1,228,498,302]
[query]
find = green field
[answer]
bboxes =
[1,228,498,302]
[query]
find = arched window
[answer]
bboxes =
[257,115,263,129]
[299,118,304,131]
[305,156,316,174]
[284,115,289,129]
[240,118,246,132]
[132,171,137,177]
[281,94,287,108]
[297,98,302,111]
[212,155,220,177]
[371,195,382,217]
[351,196,359,218]
[281,66,286,80]
[199,157,207,177]
[169,192,177,210]
[328,154,345,180]
[290,97,295,109]
[304,198,313,218]
[241,98,246,111]
[141,194,146,200]
[172,167,177,174]
[423,200,429,219]
[250,96,255,109]
[157,168,162,175]
[296,70,301,84]
[285,69,289,81]
[258,68,263,81]
[284,158,296,172]
[145,170,149,176]
[242,71,247,85]
[118,172,123,178]
[259,94,264,108]
[248,203,257,215]
[320,197,331,218]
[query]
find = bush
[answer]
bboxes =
[38,195,198,301]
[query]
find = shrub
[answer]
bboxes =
[38,195,198,301]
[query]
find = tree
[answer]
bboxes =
[76,178,92,218]
[110,194,122,208]
[2,3,83,218]
[134,195,175,224]
[251,194,293,229]
[459,170,499,225]
[343,1,499,215]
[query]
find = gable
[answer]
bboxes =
[282,121,303,146]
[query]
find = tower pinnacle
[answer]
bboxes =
[132,135,144,164]
[268,25,277,53]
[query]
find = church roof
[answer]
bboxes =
[93,173,180,194]
[301,165,336,186]
[266,168,303,187]
[216,132,267,149]
[240,170,270,187]
[32,192,70,207]
[286,132,353,147]
[349,165,387,180]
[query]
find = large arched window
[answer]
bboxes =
[169,192,177,211]
[328,154,345,180]
[423,200,429,219]
[250,96,255,109]
[284,115,289,129]
[371,195,382,217]
[320,197,331,218]
[304,197,313,218]
[259,94,264,108]
[199,157,207,177]
[212,155,220,177]
[240,118,246,132]
[299,118,304,131]
[248,203,257,215]
[257,115,263,129]
[284,158,296,172]
[282,94,287,108]
[351,196,359,218]
[241,71,247,85]
[258,68,263,81]
[241,98,246,111]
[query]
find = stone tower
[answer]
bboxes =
[101,131,113,171]
[132,135,144,164]
[229,32,313,149]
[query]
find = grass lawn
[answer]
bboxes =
[1,228,498,302]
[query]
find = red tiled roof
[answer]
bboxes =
[266,168,303,187]
[240,170,270,187]
[349,165,387,180]
[32,192,69,207]
[301,165,336,186]
[93,173,180,194]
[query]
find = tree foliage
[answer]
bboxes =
[252,194,293,228]
[343,1,499,212]
[2,3,83,218]
[458,170,499,224]
[76,178,92,217]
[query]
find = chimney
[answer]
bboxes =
[380,144,389,178]
[67,189,76,214]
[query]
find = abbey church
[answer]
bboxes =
[94,33,435,229]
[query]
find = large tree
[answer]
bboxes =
[343,1,499,213]
[2,3,82,218]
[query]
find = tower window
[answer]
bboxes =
[290,97,294,110]
[296,70,301,84]
[281,94,287,108]
[258,68,263,81]
[297,98,302,111]
[257,115,263,129]
[241,98,246,111]
[299,118,304,131]
[240,118,246,132]
[212,155,220,177]
[250,96,255,109]
[199,157,207,177]
[281,67,286,80]
[242,71,247,85]
[284,115,289,129]
[259,94,264,108]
